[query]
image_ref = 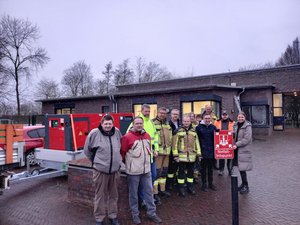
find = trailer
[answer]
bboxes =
[1,113,133,194]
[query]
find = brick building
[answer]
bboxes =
[38,64,300,136]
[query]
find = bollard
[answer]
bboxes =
[231,166,239,225]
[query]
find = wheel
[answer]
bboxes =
[25,149,37,166]
[30,168,40,176]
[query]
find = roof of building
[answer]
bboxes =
[36,64,298,103]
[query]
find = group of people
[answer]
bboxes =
[83,104,253,225]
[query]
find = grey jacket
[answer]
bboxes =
[84,127,122,174]
[234,121,253,171]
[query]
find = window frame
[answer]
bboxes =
[241,103,270,127]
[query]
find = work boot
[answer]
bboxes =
[147,214,162,223]
[154,194,161,205]
[238,184,244,191]
[178,186,186,197]
[239,185,249,194]
[201,183,208,192]
[159,190,171,198]
[187,184,196,195]
[208,184,217,191]
[109,218,120,225]
[132,215,141,224]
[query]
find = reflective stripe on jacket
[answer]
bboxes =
[172,126,201,162]
[152,117,172,155]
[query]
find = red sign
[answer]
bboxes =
[214,130,234,159]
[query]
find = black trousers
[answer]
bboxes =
[240,171,248,186]
[200,158,214,185]
[167,152,178,180]
[177,162,194,184]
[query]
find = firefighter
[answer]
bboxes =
[152,107,173,199]
[215,110,234,176]
[172,114,202,197]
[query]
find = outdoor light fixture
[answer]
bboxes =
[294,91,297,96]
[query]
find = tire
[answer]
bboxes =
[25,149,37,166]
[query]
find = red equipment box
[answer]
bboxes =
[214,130,234,159]
[45,113,133,151]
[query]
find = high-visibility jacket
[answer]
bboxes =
[172,125,201,162]
[215,119,234,131]
[152,117,172,155]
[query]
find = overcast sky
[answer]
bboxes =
[1,0,300,83]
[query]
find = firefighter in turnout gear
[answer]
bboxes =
[172,114,202,197]
[152,107,173,199]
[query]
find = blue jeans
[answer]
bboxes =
[138,159,157,200]
[128,172,156,217]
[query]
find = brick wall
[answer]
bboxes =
[67,159,129,209]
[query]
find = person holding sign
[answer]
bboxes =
[215,110,234,176]
[232,111,253,194]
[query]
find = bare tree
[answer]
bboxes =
[113,59,134,86]
[94,79,106,95]
[141,61,173,82]
[238,62,274,71]
[102,61,114,93]
[276,37,300,66]
[62,60,94,96]
[135,57,146,83]
[0,15,49,115]
[20,101,41,115]
[35,78,61,99]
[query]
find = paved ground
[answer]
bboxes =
[1,128,300,225]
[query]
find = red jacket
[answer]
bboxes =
[121,128,152,175]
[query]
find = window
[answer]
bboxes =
[273,94,283,116]
[102,106,109,113]
[242,105,269,126]
[133,104,157,119]
[55,108,75,114]
[181,101,220,117]
[273,93,284,130]
[27,128,45,138]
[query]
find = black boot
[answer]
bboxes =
[238,184,244,191]
[154,194,162,205]
[201,183,208,192]
[178,185,186,197]
[208,183,217,191]
[159,190,171,198]
[187,183,196,195]
[239,185,249,194]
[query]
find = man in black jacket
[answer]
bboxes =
[166,109,180,190]
[196,114,217,192]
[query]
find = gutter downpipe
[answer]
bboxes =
[234,87,245,113]
[112,95,117,113]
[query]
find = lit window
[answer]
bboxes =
[133,104,157,119]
